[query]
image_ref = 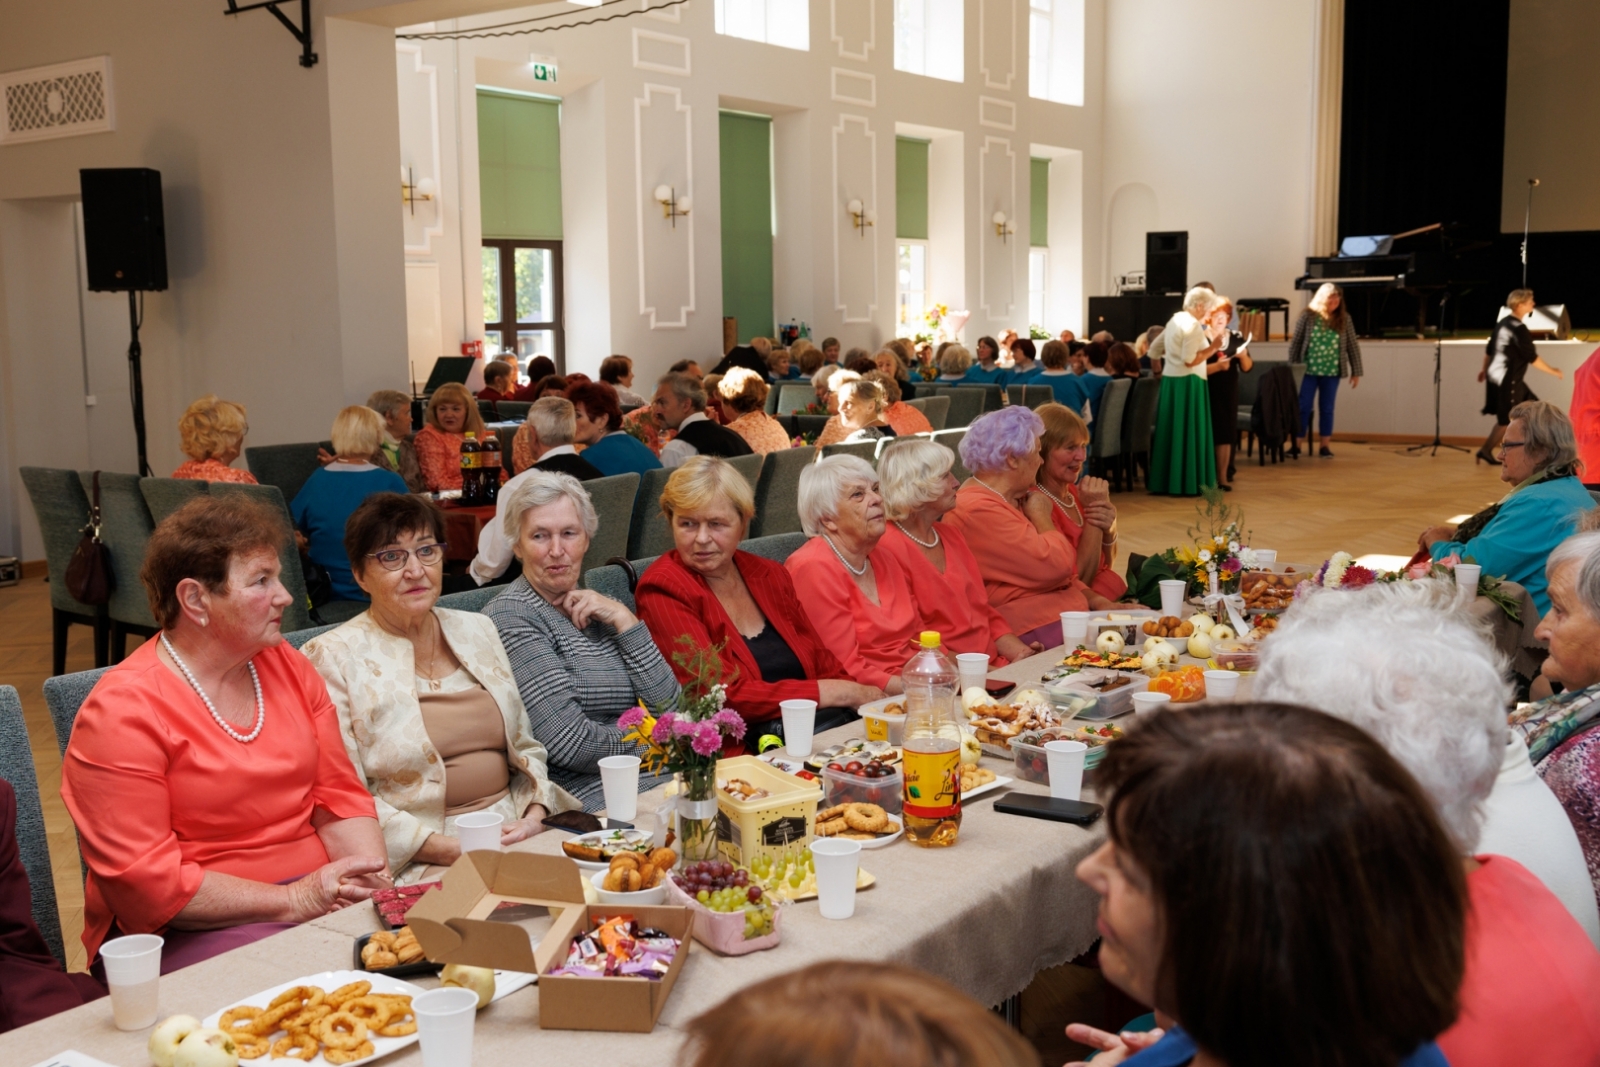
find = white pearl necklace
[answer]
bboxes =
[821,534,869,577]
[161,632,264,743]
[893,520,940,549]
[1033,481,1083,524]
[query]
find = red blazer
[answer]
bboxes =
[635,549,851,723]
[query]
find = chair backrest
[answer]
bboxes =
[955,383,1004,413]
[821,440,879,463]
[1091,378,1134,460]
[626,467,678,560]
[1236,360,1276,410]
[0,686,66,968]
[493,401,531,422]
[437,585,505,614]
[1018,385,1054,409]
[19,467,98,615]
[748,446,814,538]
[740,531,808,564]
[580,472,641,575]
[81,471,157,629]
[936,387,985,429]
[919,394,951,431]
[724,452,767,492]
[243,442,328,505]
[775,383,815,415]
[207,482,313,632]
[42,667,108,758]
[787,413,833,440]
[764,384,781,414]
[581,563,637,613]
[931,429,970,481]
[139,477,210,524]
[903,397,928,412]
[1122,377,1162,457]
[283,623,337,649]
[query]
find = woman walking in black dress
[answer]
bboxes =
[1477,288,1564,464]
[1204,295,1252,490]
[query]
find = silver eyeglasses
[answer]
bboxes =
[367,543,446,570]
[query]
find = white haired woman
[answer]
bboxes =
[1287,282,1363,458]
[936,344,974,383]
[836,378,898,445]
[1512,528,1600,925]
[304,493,580,879]
[1148,287,1224,495]
[877,438,1042,666]
[291,406,410,602]
[484,472,680,809]
[1418,400,1593,615]
[812,369,861,451]
[785,456,922,693]
[1258,579,1600,1065]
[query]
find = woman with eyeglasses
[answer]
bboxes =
[304,493,580,882]
[1031,403,1128,601]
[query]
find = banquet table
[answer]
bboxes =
[1,722,1106,1067]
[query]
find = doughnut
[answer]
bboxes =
[251,1003,299,1036]
[340,996,393,1029]
[269,986,325,1012]
[327,981,372,1007]
[316,1011,369,1051]
[268,1033,319,1060]
[323,1040,376,1065]
[375,1015,418,1037]
[221,1006,266,1032]
[844,803,890,833]
[282,1005,331,1034]
[233,1034,270,1060]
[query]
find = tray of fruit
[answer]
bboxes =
[666,859,782,956]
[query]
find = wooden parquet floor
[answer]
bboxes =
[0,442,1507,975]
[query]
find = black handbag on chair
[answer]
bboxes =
[65,471,115,605]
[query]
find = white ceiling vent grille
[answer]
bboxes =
[1,56,115,146]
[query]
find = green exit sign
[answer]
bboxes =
[529,54,558,83]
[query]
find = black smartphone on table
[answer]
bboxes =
[541,810,634,834]
[993,793,1103,825]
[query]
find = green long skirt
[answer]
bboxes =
[1148,374,1217,496]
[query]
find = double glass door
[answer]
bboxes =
[482,239,564,372]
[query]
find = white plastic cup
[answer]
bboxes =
[1059,611,1091,648]
[1132,691,1172,719]
[1253,549,1278,563]
[597,754,642,822]
[1158,580,1188,618]
[956,652,991,692]
[455,811,504,854]
[1203,669,1240,701]
[415,986,479,1067]
[1455,563,1482,594]
[100,933,163,1030]
[1043,739,1088,801]
[781,699,817,758]
[810,838,863,919]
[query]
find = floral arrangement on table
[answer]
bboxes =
[802,400,828,416]
[1160,489,1256,596]
[790,432,818,447]
[1029,325,1051,340]
[1297,551,1521,623]
[618,636,745,860]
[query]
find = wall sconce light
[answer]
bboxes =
[654,184,691,227]
[847,198,877,237]
[992,211,1014,242]
[401,166,436,215]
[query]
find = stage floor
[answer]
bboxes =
[1246,339,1597,441]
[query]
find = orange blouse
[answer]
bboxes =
[60,639,376,960]
[813,416,849,451]
[884,402,934,437]
[171,459,257,485]
[727,411,793,454]
[941,479,1090,634]
[1034,484,1129,601]
[878,522,1014,663]
[785,536,922,689]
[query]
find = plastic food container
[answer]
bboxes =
[713,755,822,868]
[821,762,904,815]
[1088,611,1160,648]
[1210,640,1260,672]
[663,876,783,956]
[858,696,907,745]
[1049,669,1147,720]
[1012,739,1052,785]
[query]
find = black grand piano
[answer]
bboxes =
[1296,223,1486,336]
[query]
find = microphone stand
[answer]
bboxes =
[1407,291,1470,457]
[1521,178,1539,287]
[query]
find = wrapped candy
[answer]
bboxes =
[548,917,680,980]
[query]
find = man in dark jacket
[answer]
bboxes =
[653,372,754,468]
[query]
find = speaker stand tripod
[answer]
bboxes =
[1407,292,1470,457]
[126,290,151,477]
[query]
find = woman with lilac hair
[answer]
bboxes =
[942,407,1122,646]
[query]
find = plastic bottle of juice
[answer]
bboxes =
[901,631,962,847]
[458,431,480,505]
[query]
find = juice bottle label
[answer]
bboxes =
[902,747,961,818]
[459,452,480,468]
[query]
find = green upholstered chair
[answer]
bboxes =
[438,585,505,613]
[918,394,951,431]
[207,482,315,632]
[0,686,66,967]
[243,441,330,505]
[139,477,209,524]
[747,447,814,539]
[81,471,158,660]
[821,440,878,463]
[580,472,641,576]
[931,429,970,482]
[775,383,816,415]
[1090,378,1133,487]
[739,531,807,564]
[580,564,636,614]
[933,387,985,428]
[19,467,109,675]
[625,468,678,561]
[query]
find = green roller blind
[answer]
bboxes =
[719,111,774,343]
[896,137,930,240]
[478,91,562,240]
[1030,157,1049,248]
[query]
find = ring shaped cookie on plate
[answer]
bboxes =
[323,1040,377,1065]
[269,1033,319,1061]
[843,803,889,833]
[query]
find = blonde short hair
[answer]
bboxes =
[837,376,885,415]
[331,405,384,458]
[178,395,249,462]
[659,455,756,524]
[938,345,973,377]
[718,367,770,415]
[1036,402,1089,457]
[878,437,955,520]
[798,455,877,537]
[501,470,598,542]
[863,369,902,405]
[425,382,487,436]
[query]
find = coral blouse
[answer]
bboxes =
[726,412,793,454]
[941,479,1090,634]
[60,640,376,960]
[785,536,922,690]
[878,522,1013,664]
[884,402,934,437]
[1033,483,1129,601]
[171,459,257,485]
[412,425,507,493]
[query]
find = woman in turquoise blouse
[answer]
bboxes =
[1421,400,1594,614]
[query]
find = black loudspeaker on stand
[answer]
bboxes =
[80,168,168,477]
[1407,292,1471,457]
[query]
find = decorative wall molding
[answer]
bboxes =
[634,83,696,329]
[396,43,444,256]
[978,0,1017,92]
[979,135,1016,319]
[0,55,114,146]
[643,0,683,21]
[977,95,1016,131]
[831,113,879,324]
[830,68,876,107]
[830,0,875,62]
[632,29,691,76]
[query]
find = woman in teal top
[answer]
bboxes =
[960,336,1008,385]
[1287,282,1363,457]
[568,381,662,477]
[292,406,409,601]
[1421,400,1594,614]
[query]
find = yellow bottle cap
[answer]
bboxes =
[919,631,941,648]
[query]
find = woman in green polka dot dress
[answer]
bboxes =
[1288,283,1363,457]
